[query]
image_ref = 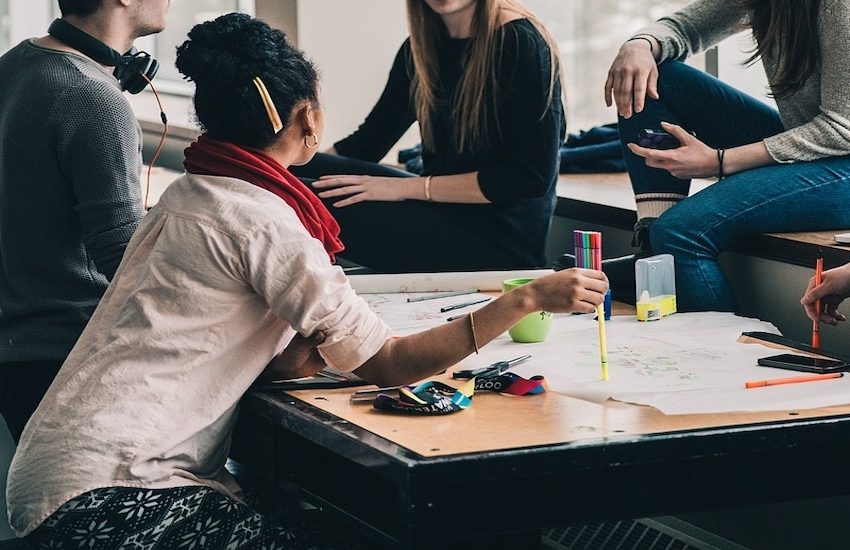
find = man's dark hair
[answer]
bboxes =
[58,0,104,17]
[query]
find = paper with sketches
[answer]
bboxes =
[363,292,493,335]
[349,269,553,294]
[366,297,850,414]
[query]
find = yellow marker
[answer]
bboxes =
[596,303,609,381]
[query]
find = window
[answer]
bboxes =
[0,1,8,52]
[525,0,690,132]
[0,1,250,93]
[129,1,255,126]
[138,0,254,95]
[716,32,773,108]
[0,0,53,53]
[0,1,773,134]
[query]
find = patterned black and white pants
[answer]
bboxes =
[26,486,336,549]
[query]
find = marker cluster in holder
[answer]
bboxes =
[574,230,611,319]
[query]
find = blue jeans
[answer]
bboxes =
[618,61,850,312]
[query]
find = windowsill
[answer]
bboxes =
[139,119,199,141]
[145,79,193,97]
[127,87,197,131]
[554,172,850,268]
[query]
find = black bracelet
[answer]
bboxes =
[628,36,655,50]
[716,148,726,180]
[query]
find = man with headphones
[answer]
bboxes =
[0,0,170,444]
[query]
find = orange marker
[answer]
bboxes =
[812,251,824,349]
[745,372,843,389]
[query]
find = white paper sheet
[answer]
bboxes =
[363,292,494,335]
[349,269,554,293]
[363,293,850,415]
[489,313,850,414]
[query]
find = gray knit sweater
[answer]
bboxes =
[637,0,850,162]
[0,40,144,363]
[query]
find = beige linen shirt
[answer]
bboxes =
[6,172,392,537]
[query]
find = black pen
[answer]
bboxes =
[406,289,478,303]
[315,369,348,382]
[349,385,404,403]
[440,296,491,313]
[452,355,532,379]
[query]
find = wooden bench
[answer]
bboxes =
[555,172,850,269]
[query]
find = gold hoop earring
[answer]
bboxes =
[304,133,319,148]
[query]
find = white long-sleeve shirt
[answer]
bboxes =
[6,172,392,537]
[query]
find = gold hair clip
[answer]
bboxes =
[252,76,283,134]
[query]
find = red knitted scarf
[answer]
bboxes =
[184,135,343,261]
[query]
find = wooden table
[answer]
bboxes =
[231,357,850,548]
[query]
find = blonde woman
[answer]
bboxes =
[297,0,565,272]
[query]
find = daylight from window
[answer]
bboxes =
[526,0,689,133]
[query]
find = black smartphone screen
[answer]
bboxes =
[757,353,848,374]
[637,129,680,150]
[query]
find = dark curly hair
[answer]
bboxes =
[175,13,319,149]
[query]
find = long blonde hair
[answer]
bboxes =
[406,0,562,154]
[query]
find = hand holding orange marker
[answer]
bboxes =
[745,372,843,389]
[812,251,824,349]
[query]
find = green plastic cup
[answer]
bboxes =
[502,277,553,343]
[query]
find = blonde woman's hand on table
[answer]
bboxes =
[312,175,420,207]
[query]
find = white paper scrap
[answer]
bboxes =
[349,269,553,294]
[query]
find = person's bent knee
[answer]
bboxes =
[651,206,727,264]
[648,210,686,251]
[656,59,698,82]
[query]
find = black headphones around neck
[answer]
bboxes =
[47,18,158,94]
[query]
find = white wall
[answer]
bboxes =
[717,31,774,107]
[6,0,52,44]
[129,0,420,163]
[294,0,419,159]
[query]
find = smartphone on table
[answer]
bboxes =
[757,353,848,374]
